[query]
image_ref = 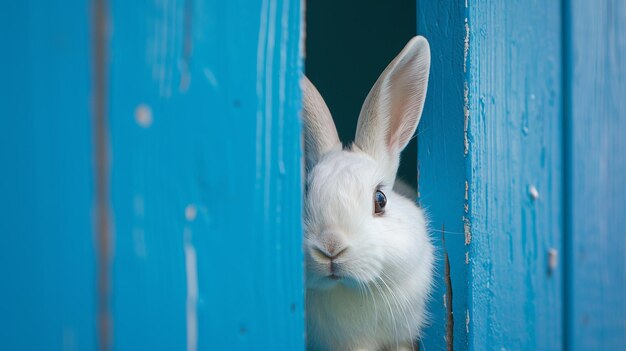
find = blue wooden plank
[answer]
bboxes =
[107,0,304,350]
[466,1,564,349]
[0,0,97,350]
[416,2,469,350]
[565,0,626,349]
[418,1,564,349]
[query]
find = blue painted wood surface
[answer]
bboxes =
[419,1,564,349]
[466,1,564,350]
[1,0,304,350]
[565,0,626,349]
[4,1,626,350]
[107,0,304,350]
[416,1,469,349]
[0,1,97,350]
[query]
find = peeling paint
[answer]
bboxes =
[463,216,471,245]
[465,251,469,264]
[464,81,470,156]
[463,18,470,157]
[464,180,469,213]
[464,180,469,201]
[466,310,470,333]
[463,18,470,73]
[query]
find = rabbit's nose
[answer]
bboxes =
[312,243,348,261]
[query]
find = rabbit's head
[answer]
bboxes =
[303,36,431,291]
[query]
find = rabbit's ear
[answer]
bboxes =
[354,36,430,183]
[302,76,341,171]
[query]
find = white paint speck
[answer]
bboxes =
[548,248,558,271]
[184,229,198,351]
[466,310,470,333]
[135,104,153,127]
[528,185,540,200]
[185,204,197,221]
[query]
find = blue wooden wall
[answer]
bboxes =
[416,1,469,349]
[0,0,304,350]
[419,0,625,350]
[465,1,565,349]
[1,1,97,349]
[2,0,625,350]
[565,0,626,349]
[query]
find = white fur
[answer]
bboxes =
[303,36,434,351]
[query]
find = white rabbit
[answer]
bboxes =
[303,36,434,351]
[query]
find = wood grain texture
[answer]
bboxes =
[107,0,304,350]
[418,0,564,349]
[467,1,564,350]
[417,1,469,350]
[0,1,97,350]
[565,0,626,349]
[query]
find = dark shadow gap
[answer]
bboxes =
[306,0,418,189]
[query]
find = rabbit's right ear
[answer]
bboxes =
[301,76,341,171]
[354,36,430,186]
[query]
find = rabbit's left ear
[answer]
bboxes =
[354,36,430,184]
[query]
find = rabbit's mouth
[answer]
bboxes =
[328,273,342,281]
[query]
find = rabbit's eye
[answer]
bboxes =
[374,190,387,215]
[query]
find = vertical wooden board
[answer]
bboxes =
[0,1,97,350]
[417,1,469,350]
[419,0,565,349]
[107,0,304,350]
[565,0,626,349]
[467,1,563,350]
